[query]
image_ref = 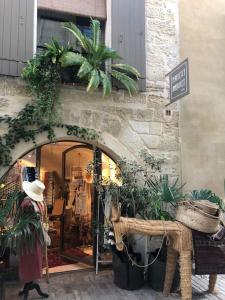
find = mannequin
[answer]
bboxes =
[18,180,49,299]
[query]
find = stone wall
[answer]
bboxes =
[0,77,180,179]
[145,0,179,97]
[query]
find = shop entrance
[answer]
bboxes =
[40,142,95,270]
[4,140,118,273]
[40,141,117,272]
[60,145,94,264]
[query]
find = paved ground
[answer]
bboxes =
[5,270,225,300]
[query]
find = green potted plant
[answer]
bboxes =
[91,149,185,291]
[59,19,141,96]
[0,190,44,288]
[101,151,184,292]
[99,150,164,290]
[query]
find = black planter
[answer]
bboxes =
[112,251,144,290]
[147,251,180,292]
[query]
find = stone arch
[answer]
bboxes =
[0,126,139,179]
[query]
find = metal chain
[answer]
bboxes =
[122,221,168,269]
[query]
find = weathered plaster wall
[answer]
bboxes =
[0,77,180,179]
[179,0,225,196]
[145,0,179,97]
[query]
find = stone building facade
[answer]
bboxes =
[179,0,225,197]
[0,0,180,179]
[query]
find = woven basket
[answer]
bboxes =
[175,201,220,233]
[194,200,219,216]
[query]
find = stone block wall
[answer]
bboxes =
[0,77,180,180]
[145,0,179,97]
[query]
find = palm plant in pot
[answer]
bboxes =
[59,19,141,96]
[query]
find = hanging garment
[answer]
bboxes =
[18,197,46,282]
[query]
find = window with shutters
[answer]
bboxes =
[37,11,105,52]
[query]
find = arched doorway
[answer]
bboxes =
[2,140,119,273]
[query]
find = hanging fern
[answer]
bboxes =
[21,52,61,124]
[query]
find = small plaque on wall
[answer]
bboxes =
[166,58,190,104]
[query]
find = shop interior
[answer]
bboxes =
[4,141,118,273]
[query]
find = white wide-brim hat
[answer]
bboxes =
[22,180,45,202]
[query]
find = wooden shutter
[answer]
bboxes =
[0,0,36,76]
[111,0,146,91]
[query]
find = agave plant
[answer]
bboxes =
[188,189,225,211]
[147,175,185,206]
[59,19,140,96]
[0,191,44,255]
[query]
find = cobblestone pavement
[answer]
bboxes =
[5,270,225,300]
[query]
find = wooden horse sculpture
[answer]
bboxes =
[110,205,217,300]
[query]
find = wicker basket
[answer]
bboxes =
[194,200,219,216]
[175,201,220,233]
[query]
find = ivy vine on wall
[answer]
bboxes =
[0,102,99,167]
[0,51,100,167]
[0,18,140,169]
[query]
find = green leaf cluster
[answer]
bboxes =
[60,19,141,96]
[21,51,61,124]
[0,191,44,254]
[98,151,183,221]
[0,105,100,167]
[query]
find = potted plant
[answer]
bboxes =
[59,19,141,96]
[0,190,44,291]
[100,150,164,290]
[101,150,184,292]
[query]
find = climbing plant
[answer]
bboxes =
[21,42,62,124]
[0,18,140,168]
[0,103,99,167]
[0,38,100,168]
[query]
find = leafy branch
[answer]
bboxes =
[0,190,44,254]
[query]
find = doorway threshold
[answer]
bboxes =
[43,262,93,275]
